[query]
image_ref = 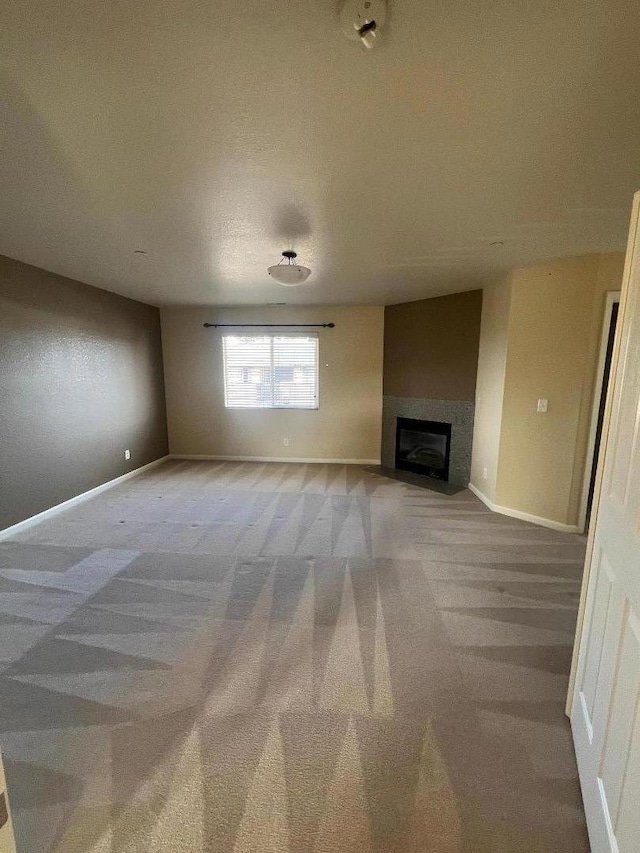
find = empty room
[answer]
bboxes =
[1,2,640,852]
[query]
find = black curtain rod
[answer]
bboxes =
[203,323,335,328]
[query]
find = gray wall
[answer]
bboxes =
[0,255,168,530]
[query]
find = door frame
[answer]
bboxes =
[577,290,621,534]
[566,193,639,715]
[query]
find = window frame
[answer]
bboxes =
[222,331,320,410]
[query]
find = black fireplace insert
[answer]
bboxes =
[395,417,452,480]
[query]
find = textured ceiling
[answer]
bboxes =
[1,0,639,306]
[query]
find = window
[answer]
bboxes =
[222,333,319,409]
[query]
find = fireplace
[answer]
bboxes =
[395,417,452,481]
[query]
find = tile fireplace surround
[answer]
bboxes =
[381,396,475,487]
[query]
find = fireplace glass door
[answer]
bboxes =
[395,417,452,480]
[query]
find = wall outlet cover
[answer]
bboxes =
[124,449,131,460]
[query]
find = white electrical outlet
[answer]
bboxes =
[537,398,549,413]
[482,467,488,480]
[124,449,131,460]
[283,438,290,447]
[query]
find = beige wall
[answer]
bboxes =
[161,305,384,461]
[471,253,625,527]
[496,256,601,524]
[470,277,512,503]
[383,290,483,400]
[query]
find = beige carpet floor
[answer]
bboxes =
[0,460,589,852]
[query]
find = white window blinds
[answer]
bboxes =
[222,333,319,409]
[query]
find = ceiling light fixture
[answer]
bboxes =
[267,251,312,286]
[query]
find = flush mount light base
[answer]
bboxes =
[267,251,312,286]
[340,0,387,50]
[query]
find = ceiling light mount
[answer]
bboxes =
[340,0,387,50]
[267,250,312,286]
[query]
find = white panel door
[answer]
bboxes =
[570,192,640,853]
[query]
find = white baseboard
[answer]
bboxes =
[0,456,171,541]
[170,454,381,465]
[468,482,580,534]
